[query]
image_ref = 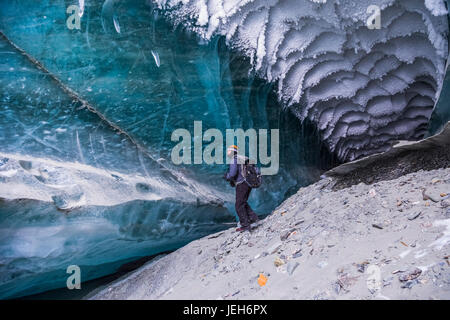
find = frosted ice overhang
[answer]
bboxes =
[156,0,449,161]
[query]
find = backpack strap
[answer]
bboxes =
[236,155,249,179]
[240,163,246,179]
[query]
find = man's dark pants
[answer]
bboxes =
[235,182,258,228]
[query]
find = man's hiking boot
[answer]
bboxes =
[250,219,261,227]
[236,226,250,232]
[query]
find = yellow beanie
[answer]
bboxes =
[227,145,238,152]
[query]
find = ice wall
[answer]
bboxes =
[0,0,333,298]
[155,0,449,160]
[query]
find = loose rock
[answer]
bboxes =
[399,268,422,282]
[287,261,300,275]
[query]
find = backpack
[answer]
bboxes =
[240,158,262,188]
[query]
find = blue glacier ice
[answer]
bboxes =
[0,0,334,298]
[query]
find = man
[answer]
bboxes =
[224,145,259,232]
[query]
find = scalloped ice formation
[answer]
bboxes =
[154,0,449,161]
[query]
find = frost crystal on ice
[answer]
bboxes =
[156,0,449,160]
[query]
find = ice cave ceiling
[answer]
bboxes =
[157,0,449,160]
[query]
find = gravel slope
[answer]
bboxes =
[89,167,450,300]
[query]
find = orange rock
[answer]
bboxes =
[257,274,268,287]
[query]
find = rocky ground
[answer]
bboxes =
[89,167,450,300]
[328,121,450,190]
